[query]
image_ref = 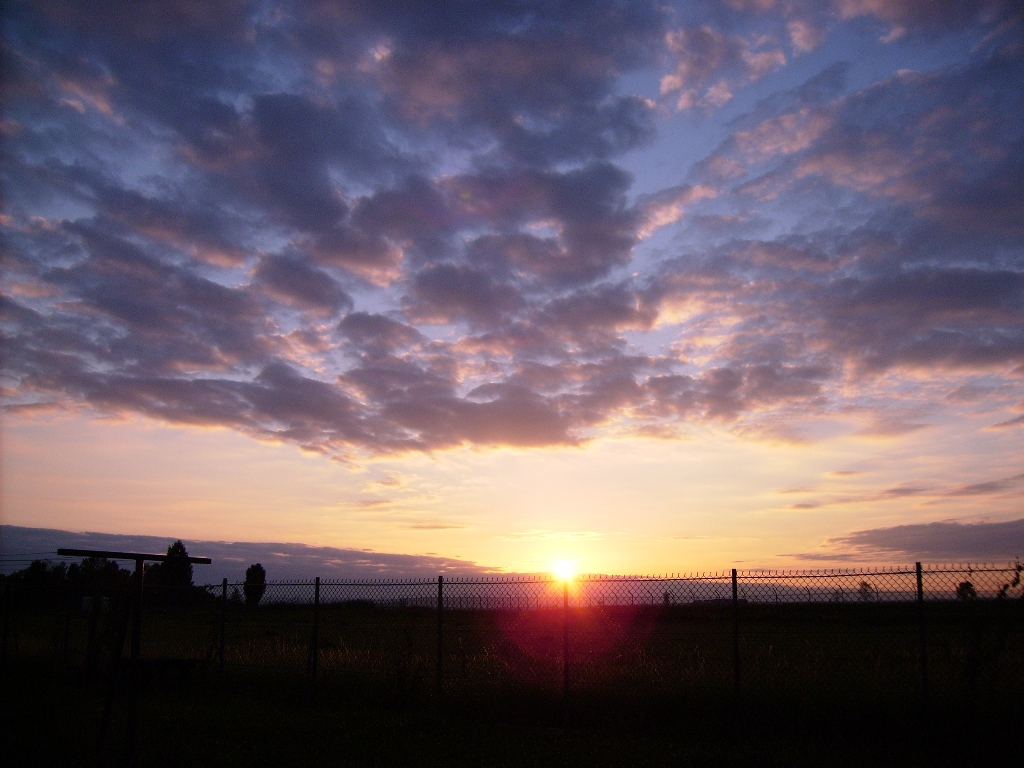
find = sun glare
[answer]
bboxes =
[552,560,575,581]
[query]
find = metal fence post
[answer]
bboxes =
[127,557,144,758]
[99,580,132,748]
[219,577,228,678]
[563,580,570,702]
[60,584,73,670]
[308,576,320,691]
[436,574,444,695]
[732,568,740,696]
[1,582,12,672]
[916,562,928,699]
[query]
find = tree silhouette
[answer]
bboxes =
[244,563,267,608]
[146,541,194,588]
[957,581,977,600]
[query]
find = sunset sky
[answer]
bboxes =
[3,1,1023,576]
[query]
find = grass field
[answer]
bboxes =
[2,658,1018,767]
[2,595,1020,765]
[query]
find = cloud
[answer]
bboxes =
[253,255,353,316]
[810,267,1024,373]
[651,34,1024,401]
[402,522,467,530]
[338,312,424,357]
[661,25,786,110]
[817,518,1024,561]
[989,413,1024,429]
[0,525,495,581]
[832,0,1021,40]
[386,382,579,449]
[768,56,1024,236]
[34,223,271,373]
[89,184,249,267]
[732,108,833,162]
[355,1,664,162]
[2,0,1023,461]
[782,472,1024,512]
[644,363,830,422]
[404,264,523,328]
[943,473,1024,497]
[637,184,719,238]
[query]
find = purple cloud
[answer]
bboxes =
[803,518,1024,561]
[2,1,1022,459]
[0,525,496,581]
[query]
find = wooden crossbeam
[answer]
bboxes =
[57,548,211,564]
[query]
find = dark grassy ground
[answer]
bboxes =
[3,599,1021,766]
[1,661,1019,768]
[2,652,1020,767]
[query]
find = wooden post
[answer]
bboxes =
[732,568,740,696]
[51,547,212,754]
[219,578,228,678]
[562,580,570,703]
[436,575,444,696]
[916,562,928,699]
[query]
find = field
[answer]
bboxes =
[2,582,1021,766]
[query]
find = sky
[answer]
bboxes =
[2,1,1023,576]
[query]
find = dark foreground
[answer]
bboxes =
[1,662,1017,768]
[4,568,1022,766]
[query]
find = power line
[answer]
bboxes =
[0,551,63,559]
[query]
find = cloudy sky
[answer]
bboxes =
[3,1,1023,575]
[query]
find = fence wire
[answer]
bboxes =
[3,563,1021,706]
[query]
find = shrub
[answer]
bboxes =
[244,563,267,608]
[956,581,977,601]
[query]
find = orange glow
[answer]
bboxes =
[5,411,1022,575]
[552,560,576,581]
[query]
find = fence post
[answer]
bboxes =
[1,582,11,673]
[732,568,740,696]
[219,577,228,678]
[563,580,570,703]
[60,584,73,671]
[308,577,320,692]
[98,580,133,750]
[436,574,443,696]
[916,562,928,699]
[127,557,144,758]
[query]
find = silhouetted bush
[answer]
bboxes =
[957,581,977,601]
[995,561,1023,599]
[244,563,267,608]
[0,557,131,599]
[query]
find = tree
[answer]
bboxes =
[244,563,267,608]
[3,557,132,589]
[957,581,977,601]
[17,559,68,586]
[857,581,876,602]
[146,541,194,588]
[69,556,131,589]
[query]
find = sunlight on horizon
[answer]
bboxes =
[551,560,576,581]
[3,408,1023,575]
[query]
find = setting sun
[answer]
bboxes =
[552,560,576,581]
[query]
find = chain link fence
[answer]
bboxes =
[3,562,1022,709]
